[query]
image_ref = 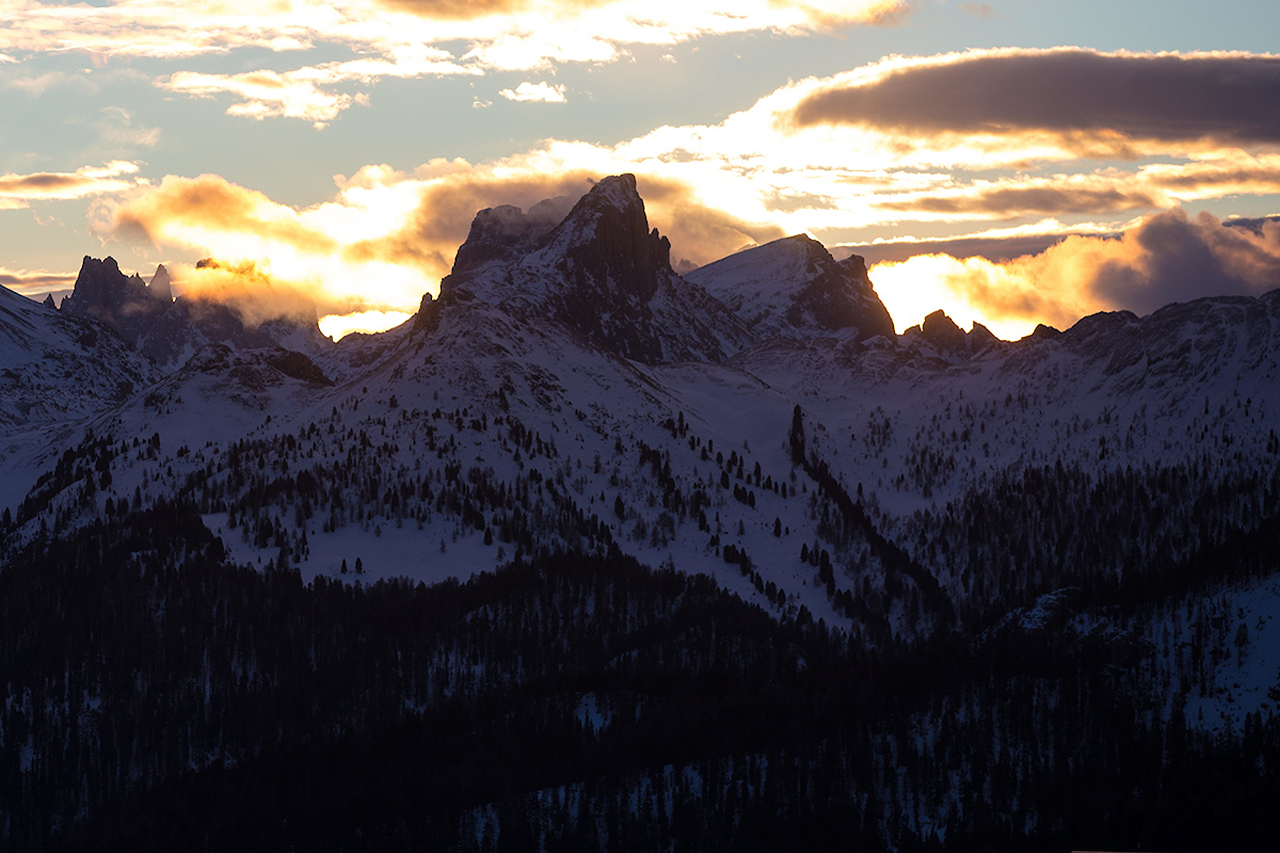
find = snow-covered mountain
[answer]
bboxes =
[5,173,1280,630]
[5,174,1280,850]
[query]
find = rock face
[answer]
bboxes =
[61,256,168,340]
[686,234,896,341]
[149,264,173,304]
[921,309,967,350]
[436,174,754,364]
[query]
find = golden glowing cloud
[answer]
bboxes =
[174,259,324,327]
[870,210,1280,340]
[111,173,422,319]
[107,155,783,331]
[317,309,413,340]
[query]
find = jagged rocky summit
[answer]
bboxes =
[687,234,896,341]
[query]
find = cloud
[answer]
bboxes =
[869,209,1280,339]
[112,174,338,255]
[0,161,142,208]
[959,2,995,18]
[317,308,413,340]
[3,0,908,123]
[374,0,612,20]
[160,48,474,123]
[877,180,1160,218]
[92,106,162,154]
[790,48,1280,158]
[167,259,328,327]
[841,226,1103,267]
[498,81,566,103]
[0,267,78,299]
[162,69,358,125]
[864,153,1280,222]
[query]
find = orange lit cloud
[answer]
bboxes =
[870,210,1280,340]
[0,161,142,209]
[176,258,324,327]
[113,174,338,256]
[791,48,1280,160]
[107,157,783,330]
[375,0,612,19]
[109,172,424,318]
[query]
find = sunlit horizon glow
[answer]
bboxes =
[318,309,413,340]
[871,255,1080,341]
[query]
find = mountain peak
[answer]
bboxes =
[686,235,895,341]
[430,175,749,364]
[63,255,153,329]
[922,309,966,349]
[537,173,672,300]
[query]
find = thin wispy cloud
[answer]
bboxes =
[0,266,78,298]
[0,161,143,209]
[498,81,566,103]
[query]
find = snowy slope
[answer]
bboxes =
[0,283,156,431]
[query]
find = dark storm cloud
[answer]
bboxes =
[792,49,1280,151]
[1091,209,1280,314]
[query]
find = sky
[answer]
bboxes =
[2,0,1280,340]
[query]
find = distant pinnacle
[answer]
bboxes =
[150,264,173,303]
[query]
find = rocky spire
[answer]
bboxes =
[149,264,173,303]
[541,174,673,303]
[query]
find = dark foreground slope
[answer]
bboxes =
[2,496,1279,852]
